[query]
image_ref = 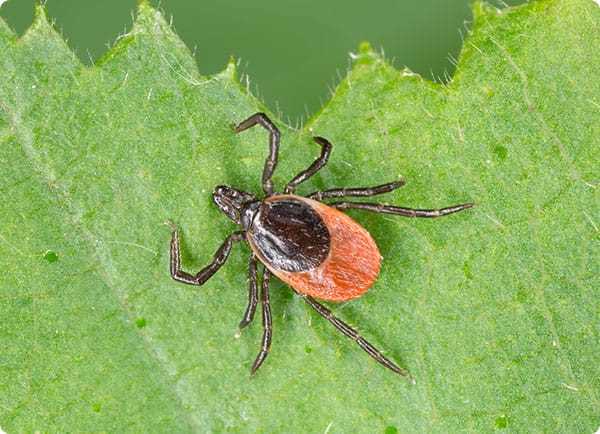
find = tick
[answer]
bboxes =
[169,112,473,379]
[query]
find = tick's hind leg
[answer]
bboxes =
[169,227,245,285]
[284,137,332,194]
[234,113,280,196]
[329,201,473,218]
[308,179,405,201]
[302,295,413,381]
[239,255,258,330]
[251,269,272,375]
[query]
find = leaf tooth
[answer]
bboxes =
[21,3,53,41]
[349,41,381,66]
[132,1,173,37]
[346,40,424,87]
[357,41,375,56]
[24,3,64,42]
[96,1,200,85]
[16,3,80,70]
[32,3,49,26]
[217,56,239,82]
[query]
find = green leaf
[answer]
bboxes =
[1,0,598,432]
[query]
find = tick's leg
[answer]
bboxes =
[303,295,412,380]
[329,201,473,218]
[235,112,280,196]
[251,269,272,375]
[308,179,405,201]
[284,137,332,194]
[239,255,259,330]
[170,228,245,285]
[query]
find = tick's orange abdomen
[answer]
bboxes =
[259,196,382,302]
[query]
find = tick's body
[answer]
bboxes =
[248,195,380,302]
[169,112,473,379]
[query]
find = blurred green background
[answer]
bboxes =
[0,0,523,123]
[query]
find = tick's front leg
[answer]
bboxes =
[170,226,245,286]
